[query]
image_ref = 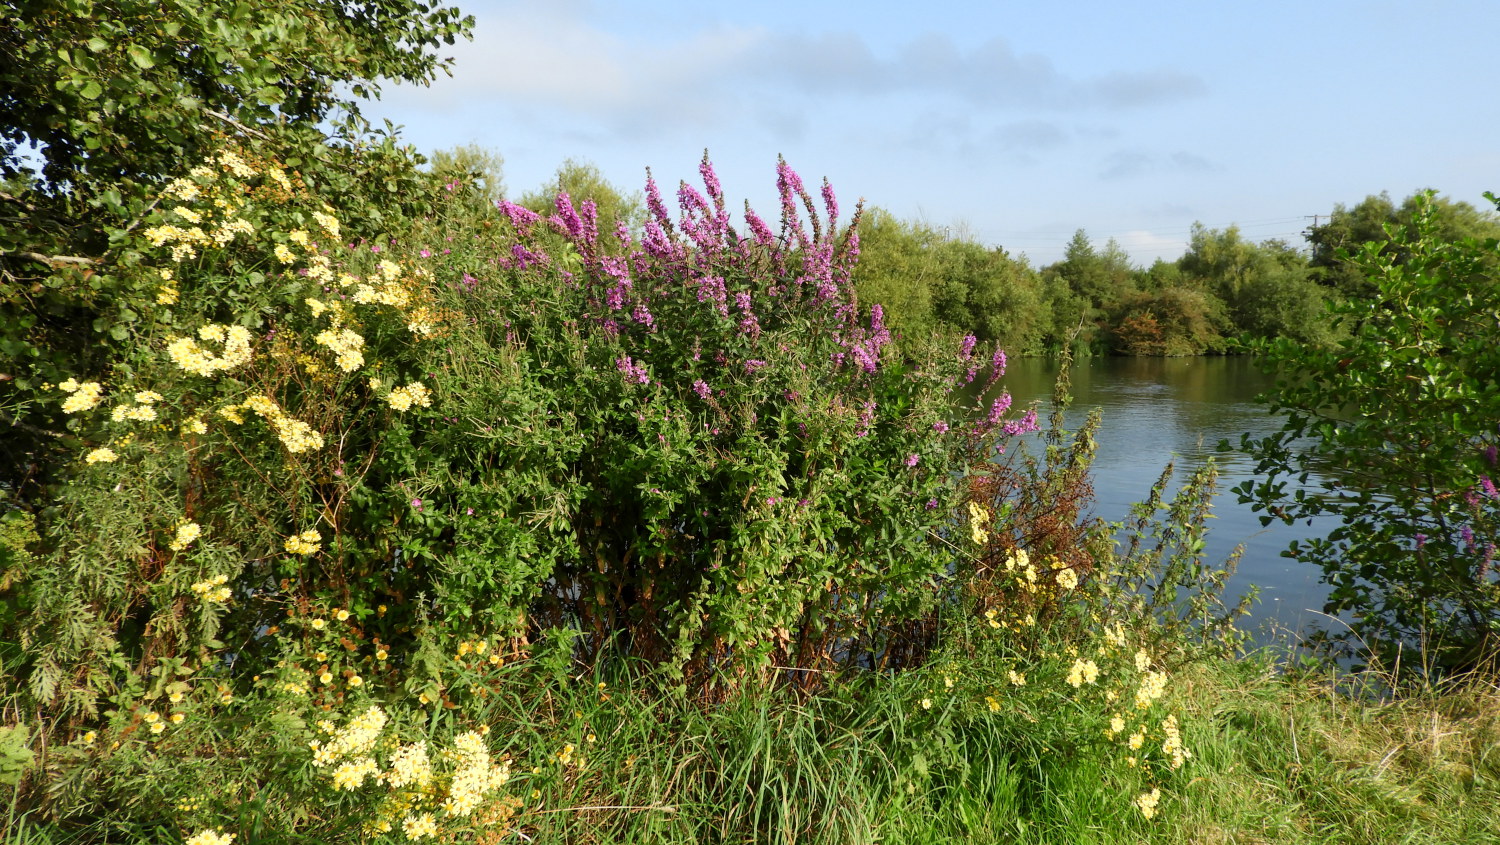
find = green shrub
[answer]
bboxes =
[1234,192,1500,672]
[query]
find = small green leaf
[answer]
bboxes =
[126,45,155,69]
[87,37,108,53]
[80,80,103,100]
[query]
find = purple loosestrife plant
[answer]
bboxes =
[409,152,1037,685]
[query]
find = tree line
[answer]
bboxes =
[851,193,1500,355]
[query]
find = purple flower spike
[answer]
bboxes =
[905,453,920,467]
[1001,409,1039,437]
[644,168,673,231]
[553,191,584,240]
[821,178,838,228]
[497,199,540,227]
[987,393,1013,425]
[693,379,711,399]
[616,356,650,385]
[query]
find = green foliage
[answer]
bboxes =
[0,0,473,498]
[425,143,506,204]
[0,722,32,788]
[1233,192,1500,671]
[852,210,1050,354]
[1178,225,1335,347]
[1308,190,1500,298]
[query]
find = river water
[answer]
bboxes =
[999,355,1338,640]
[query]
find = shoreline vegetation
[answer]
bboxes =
[4,4,1499,843]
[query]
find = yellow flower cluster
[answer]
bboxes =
[185,829,236,845]
[402,813,438,840]
[218,395,324,453]
[967,501,990,545]
[169,521,203,552]
[386,741,434,789]
[191,574,231,603]
[59,378,105,413]
[85,447,119,464]
[284,529,322,555]
[167,324,253,376]
[1066,658,1100,688]
[312,210,341,241]
[314,328,365,372]
[333,756,380,791]
[1134,670,1168,710]
[1054,565,1079,591]
[312,706,388,767]
[111,391,163,423]
[441,731,511,817]
[1160,713,1190,769]
[385,382,433,412]
[1135,787,1161,820]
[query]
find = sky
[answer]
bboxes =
[372,0,1499,267]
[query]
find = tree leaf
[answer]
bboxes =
[126,45,155,69]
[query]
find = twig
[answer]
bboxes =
[3,250,97,267]
[204,109,275,141]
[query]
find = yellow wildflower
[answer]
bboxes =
[401,813,437,840]
[1055,566,1078,591]
[85,447,119,464]
[185,829,236,845]
[169,521,203,552]
[284,530,322,556]
[384,382,432,411]
[59,379,105,413]
[1135,787,1161,820]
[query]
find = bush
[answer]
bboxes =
[1233,192,1500,672]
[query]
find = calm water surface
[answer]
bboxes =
[1000,356,1338,639]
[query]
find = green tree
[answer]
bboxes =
[1046,230,1136,312]
[1178,225,1331,345]
[848,207,943,333]
[0,0,472,496]
[428,142,506,203]
[1308,191,1500,297]
[1234,192,1500,671]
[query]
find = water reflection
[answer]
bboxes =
[1000,356,1339,640]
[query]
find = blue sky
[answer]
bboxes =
[372,0,1498,267]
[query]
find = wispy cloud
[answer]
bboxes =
[1100,149,1223,180]
[394,4,1207,140]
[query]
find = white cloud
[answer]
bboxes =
[393,4,1205,140]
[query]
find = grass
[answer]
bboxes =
[7,643,1500,844]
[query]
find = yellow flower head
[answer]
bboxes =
[169,521,203,552]
[60,379,105,414]
[284,530,322,556]
[1055,566,1078,591]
